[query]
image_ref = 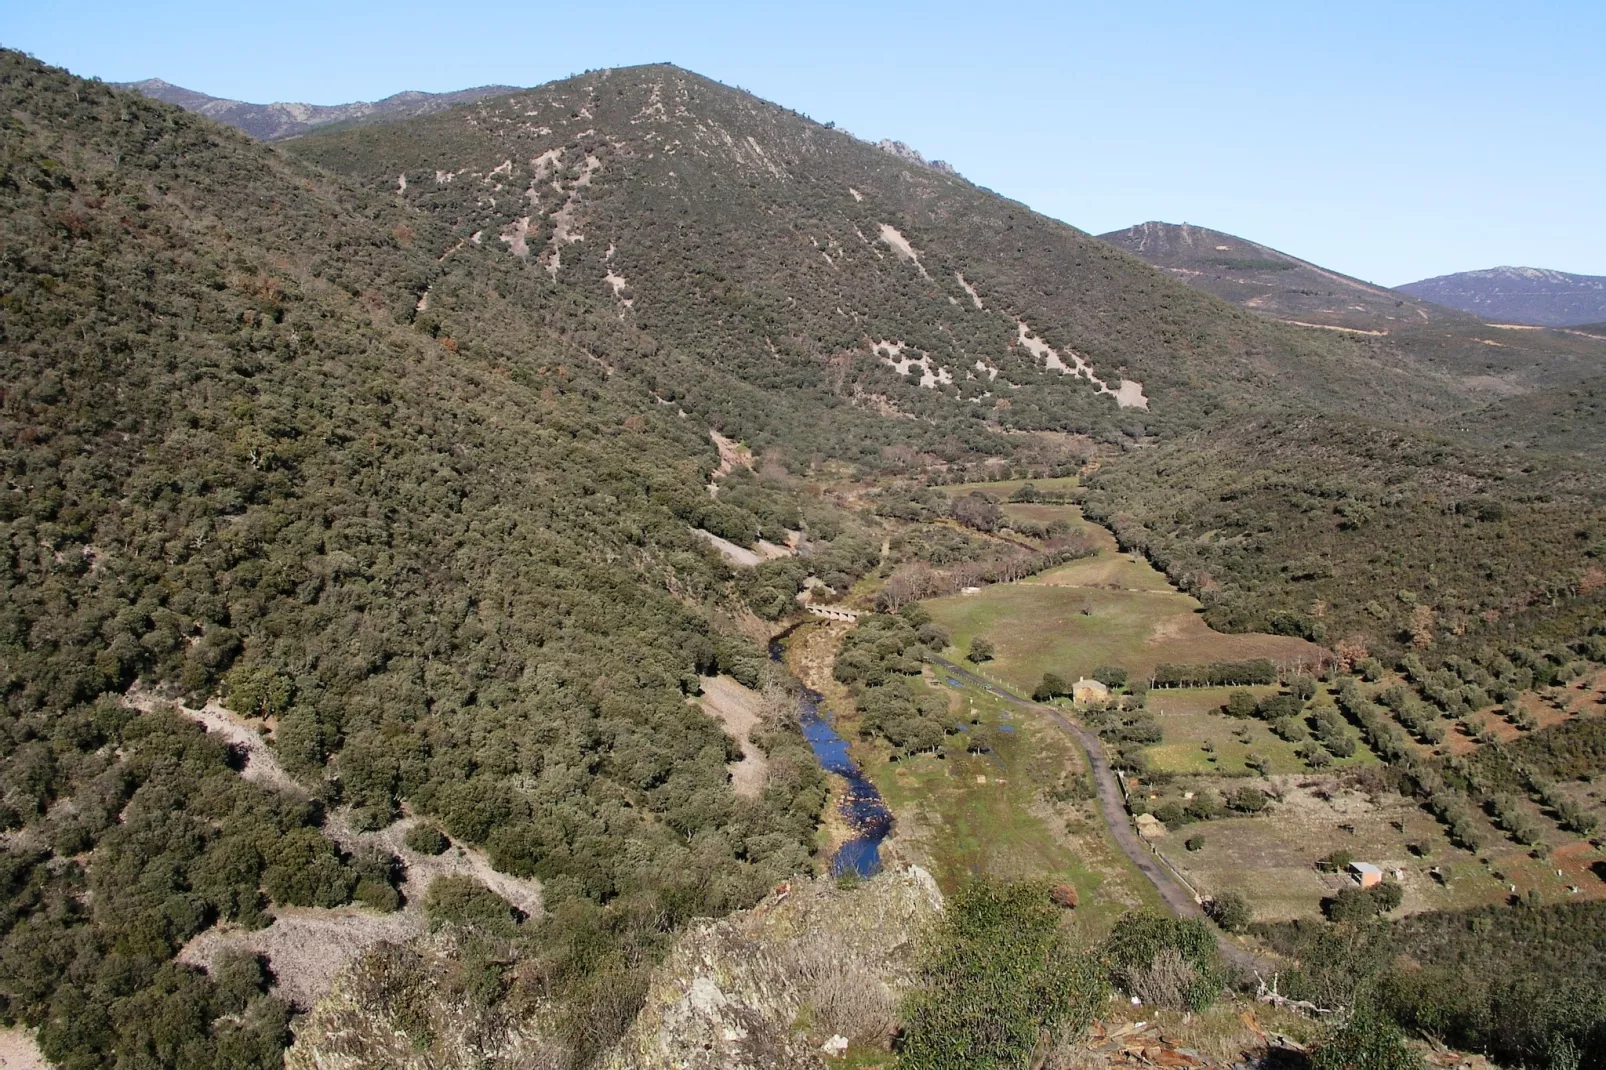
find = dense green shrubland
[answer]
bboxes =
[4,46,1606,1069]
[0,703,337,1065]
[833,609,954,753]
[897,879,1105,1070]
[1083,415,1606,677]
[0,51,829,1065]
[1260,900,1606,1067]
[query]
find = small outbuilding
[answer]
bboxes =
[1348,861,1383,888]
[1072,677,1111,704]
[1135,813,1168,840]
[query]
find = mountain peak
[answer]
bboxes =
[1098,220,1450,331]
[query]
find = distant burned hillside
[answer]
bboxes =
[1398,265,1606,327]
[118,77,522,140]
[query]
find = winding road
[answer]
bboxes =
[930,654,1270,973]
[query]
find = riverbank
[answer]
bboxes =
[775,619,895,878]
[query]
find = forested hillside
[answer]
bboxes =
[288,67,1606,662]
[3,48,1605,1070]
[1081,415,1606,669]
[0,51,844,1065]
[286,64,1512,445]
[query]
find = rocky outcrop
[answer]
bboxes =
[285,933,569,1070]
[285,867,941,1070]
[874,139,959,176]
[606,866,942,1070]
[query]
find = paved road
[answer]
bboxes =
[931,655,1269,974]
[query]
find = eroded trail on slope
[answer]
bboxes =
[127,686,545,1010]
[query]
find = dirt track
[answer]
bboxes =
[929,655,1271,975]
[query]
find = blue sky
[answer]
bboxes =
[5,0,1602,284]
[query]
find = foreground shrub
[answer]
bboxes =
[1311,1007,1423,1070]
[424,875,522,935]
[1208,891,1251,932]
[898,879,1104,1069]
[404,822,451,855]
[1100,911,1223,1011]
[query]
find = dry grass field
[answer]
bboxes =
[936,475,1082,499]
[865,481,1606,928]
[1138,686,1376,777]
[923,523,1325,693]
[866,671,1164,937]
[902,488,1606,925]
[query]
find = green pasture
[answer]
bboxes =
[935,474,1081,498]
[864,674,1162,935]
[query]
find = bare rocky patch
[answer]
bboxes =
[0,1027,48,1070]
[179,906,422,1012]
[604,867,942,1070]
[955,272,984,308]
[709,429,752,481]
[148,675,544,1012]
[177,811,543,1011]
[876,223,930,279]
[690,528,795,568]
[125,683,307,798]
[326,813,544,921]
[875,340,952,388]
[693,675,786,797]
[1015,322,1149,410]
[692,528,763,567]
[604,269,633,306]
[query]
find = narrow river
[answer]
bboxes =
[770,632,893,877]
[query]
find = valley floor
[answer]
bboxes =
[799,474,1606,934]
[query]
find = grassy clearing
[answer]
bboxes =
[1158,769,1606,923]
[927,583,1321,696]
[935,475,1080,498]
[999,501,1084,527]
[1139,686,1377,777]
[1032,551,1179,593]
[923,505,1324,694]
[1156,784,1463,922]
[878,496,1606,927]
[863,672,1162,939]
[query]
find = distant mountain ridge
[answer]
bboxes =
[1397,266,1606,327]
[1099,220,1606,442]
[1098,220,1451,331]
[116,77,520,140]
